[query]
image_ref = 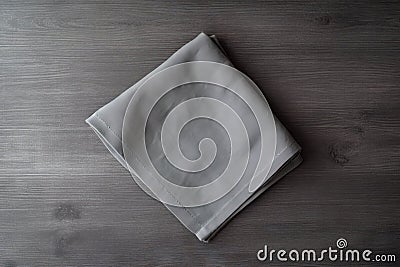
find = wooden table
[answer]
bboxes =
[1,1,399,266]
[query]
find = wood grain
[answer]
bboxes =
[1,1,399,266]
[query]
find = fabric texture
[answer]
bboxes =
[86,33,302,242]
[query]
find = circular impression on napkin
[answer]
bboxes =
[122,61,276,207]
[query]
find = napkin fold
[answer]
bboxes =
[86,33,302,242]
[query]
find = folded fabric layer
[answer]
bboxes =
[86,33,302,242]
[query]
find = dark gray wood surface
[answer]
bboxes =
[1,1,399,266]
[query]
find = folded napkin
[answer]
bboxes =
[86,33,302,242]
